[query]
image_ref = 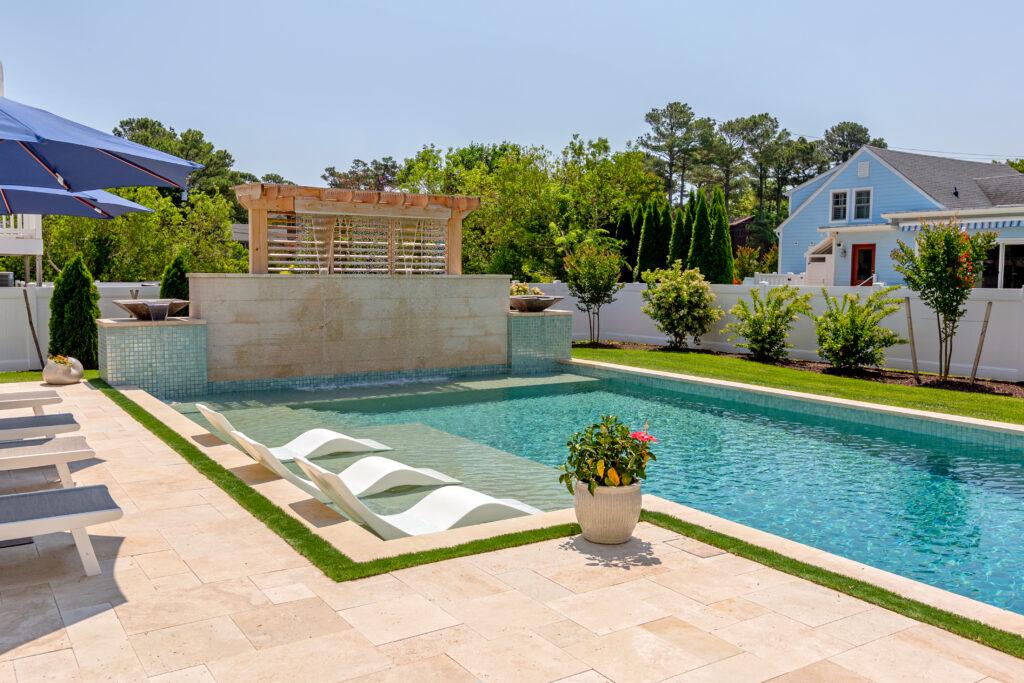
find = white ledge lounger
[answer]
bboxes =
[0,436,95,488]
[195,403,390,459]
[0,390,62,415]
[294,455,542,540]
[0,413,79,442]
[231,431,461,500]
[0,485,123,576]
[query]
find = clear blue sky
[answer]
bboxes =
[4,0,1023,185]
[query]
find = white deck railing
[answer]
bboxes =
[0,214,43,239]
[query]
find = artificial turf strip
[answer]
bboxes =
[0,369,99,384]
[572,347,1024,426]
[88,379,580,580]
[641,510,1024,659]
[87,378,1024,659]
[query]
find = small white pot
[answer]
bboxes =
[573,483,642,544]
[42,358,84,385]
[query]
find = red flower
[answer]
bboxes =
[630,431,658,443]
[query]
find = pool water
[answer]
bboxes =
[178,372,1024,614]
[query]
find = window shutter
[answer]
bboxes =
[857,161,869,178]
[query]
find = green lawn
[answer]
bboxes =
[572,346,1024,425]
[0,370,99,384]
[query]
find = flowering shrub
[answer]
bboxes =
[725,285,812,362]
[48,355,74,367]
[891,221,996,379]
[559,416,658,495]
[510,281,544,296]
[814,286,905,371]
[641,261,722,349]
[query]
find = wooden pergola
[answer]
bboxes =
[234,184,480,275]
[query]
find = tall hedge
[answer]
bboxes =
[655,202,673,270]
[622,204,645,281]
[634,204,660,279]
[685,189,712,274]
[49,253,100,368]
[703,186,736,284]
[669,190,695,265]
[614,208,636,282]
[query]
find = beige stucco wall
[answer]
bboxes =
[188,274,510,382]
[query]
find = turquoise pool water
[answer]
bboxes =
[178,372,1024,614]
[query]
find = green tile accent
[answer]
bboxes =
[507,312,572,373]
[99,323,207,400]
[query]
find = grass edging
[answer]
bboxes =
[642,510,1024,659]
[89,379,1024,658]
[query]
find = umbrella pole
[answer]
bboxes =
[22,286,45,370]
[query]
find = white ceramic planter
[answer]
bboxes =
[573,483,642,544]
[42,358,84,385]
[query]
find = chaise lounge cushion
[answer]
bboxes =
[0,413,79,441]
[0,485,120,529]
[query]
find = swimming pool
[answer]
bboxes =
[178,370,1024,614]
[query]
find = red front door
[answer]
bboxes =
[850,244,875,285]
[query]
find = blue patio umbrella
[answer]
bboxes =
[0,96,202,192]
[0,185,152,219]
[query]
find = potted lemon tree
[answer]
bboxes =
[559,416,657,544]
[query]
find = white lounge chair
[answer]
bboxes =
[195,403,389,459]
[0,485,123,576]
[294,455,541,540]
[231,431,460,500]
[0,436,95,488]
[0,390,62,415]
[0,413,79,442]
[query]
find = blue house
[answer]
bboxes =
[777,146,1024,289]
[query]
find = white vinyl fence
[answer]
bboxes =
[0,283,160,371]
[535,282,1024,382]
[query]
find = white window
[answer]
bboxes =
[854,189,871,220]
[830,191,848,221]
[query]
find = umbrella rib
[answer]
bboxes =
[95,148,183,189]
[72,194,113,219]
[0,188,11,214]
[16,141,70,190]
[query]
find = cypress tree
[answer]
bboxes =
[634,204,660,280]
[668,190,695,265]
[622,204,645,281]
[614,208,634,282]
[160,253,190,315]
[686,189,712,274]
[655,202,673,269]
[49,254,100,369]
[704,186,736,284]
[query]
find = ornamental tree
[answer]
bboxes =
[703,186,735,284]
[48,254,100,368]
[564,243,625,343]
[668,190,695,265]
[159,253,190,314]
[891,221,996,379]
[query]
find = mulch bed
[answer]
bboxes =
[574,341,1024,399]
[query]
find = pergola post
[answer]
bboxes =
[248,207,268,274]
[446,210,463,275]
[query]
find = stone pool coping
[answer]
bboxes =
[122,373,1024,637]
[567,358,1024,439]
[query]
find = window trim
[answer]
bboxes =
[852,187,873,222]
[829,189,849,223]
[997,238,1024,289]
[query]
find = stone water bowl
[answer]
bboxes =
[509,295,563,313]
[113,299,189,322]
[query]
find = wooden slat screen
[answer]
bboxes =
[265,213,448,275]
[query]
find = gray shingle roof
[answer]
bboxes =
[867,146,1024,209]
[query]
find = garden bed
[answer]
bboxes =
[573,342,1024,402]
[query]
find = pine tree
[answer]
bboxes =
[703,186,736,284]
[634,204,660,280]
[669,190,695,265]
[160,254,190,315]
[686,189,712,274]
[48,254,100,369]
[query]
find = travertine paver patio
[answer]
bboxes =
[2,382,1024,682]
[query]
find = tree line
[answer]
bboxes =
[0,107,893,283]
